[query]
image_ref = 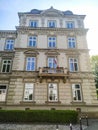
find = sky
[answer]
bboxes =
[0,0,98,55]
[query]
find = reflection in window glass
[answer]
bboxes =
[5,39,14,50]
[28,36,37,47]
[26,57,36,71]
[24,83,34,101]
[72,84,82,101]
[48,83,58,101]
[69,58,78,72]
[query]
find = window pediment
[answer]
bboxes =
[41,6,63,17]
[24,50,39,56]
[45,50,60,56]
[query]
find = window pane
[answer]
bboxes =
[48,37,56,48]
[68,37,76,48]
[72,84,82,101]
[28,36,37,47]
[6,64,10,72]
[67,22,74,28]
[48,58,57,68]
[69,58,78,72]
[48,21,56,28]
[2,65,6,72]
[2,60,11,73]
[26,57,36,71]
[0,85,7,101]
[5,39,14,50]
[30,21,38,27]
[77,90,81,100]
[24,83,34,101]
[48,83,58,101]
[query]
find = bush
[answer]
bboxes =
[0,110,78,124]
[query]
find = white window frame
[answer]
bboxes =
[28,36,37,47]
[48,20,56,28]
[48,37,56,48]
[72,84,82,101]
[66,21,74,29]
[48,57,57,68]
[5,39,14,50]
[0,85,7,101]
[48,83,58,102]
[24,83,34,101]
[26,57,36,71]
[68,37,76,48]
[29,20,38,27]
[69,58,78,72]
[1,59,12,73]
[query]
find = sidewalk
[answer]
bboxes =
[0,119,97,130]
[84,119,98,130]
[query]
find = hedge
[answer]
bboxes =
[0,110,78,124]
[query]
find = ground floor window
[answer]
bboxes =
[72,84,82,101]
[48,83,58,102]
[0,85,7,101]
[24,83,34,101]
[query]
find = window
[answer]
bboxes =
[28,36,37,47]
[48,83,58,102]
[24,83,34,101]
[1,60,12,73]
[48,20,56,28]
[0,85,7,101]
[5,39,14,50]
[68,37,76,48]
[29,20,38,27]
[72,84,82,101]
[26,57,36,71]
[48,57,57,68]
[66,21,74,29]
[48,37,56,48]
[69,58,78,72]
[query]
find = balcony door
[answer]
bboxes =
[48,57,57,68]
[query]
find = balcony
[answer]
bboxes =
[38,67,69,83]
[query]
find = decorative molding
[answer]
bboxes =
[24,49,39,56]
[45,50,60,55]
[0,31,17,38]
[16,26,88,36]
[0,51,15,58]
[41,6,64,17]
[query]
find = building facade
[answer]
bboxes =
[0,7,98,112]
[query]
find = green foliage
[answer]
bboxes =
[0,110,78,124]
[90,55,98,88]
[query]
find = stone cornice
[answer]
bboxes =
[0,71,94,79]
[13,48,89,53]
[16,26,88,35]
[0,30,17,38]
[70,72,95,79]
[0,30,16,33]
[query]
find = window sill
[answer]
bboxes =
[45,101,61,104]
[20,101,36,105]
[71,101,86,105]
